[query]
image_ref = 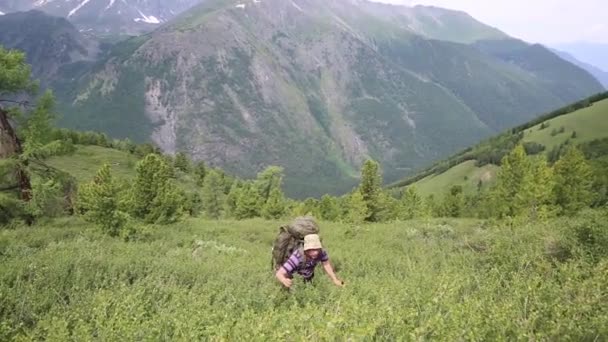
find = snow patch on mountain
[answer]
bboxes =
[105,0,116,11]
[134,9,161,24]
[68,0,92,18]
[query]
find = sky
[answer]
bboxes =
[370,0,608,45]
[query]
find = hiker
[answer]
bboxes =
[275,233,344,289]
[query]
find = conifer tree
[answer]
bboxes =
[201,169,223,219]
[129,154,183,223]
[223,181,241,218]
[319,194,340,221]
[194,161,207,186]
[358,159,383,222]
[442,185,465,218]
[528,155,554,219]
[553,146,594,215]
[492,144,533,217]
[254,166,284,208]
[77,163,127,236]
[399,186,424,220]
[346,190,368,224]
[262,187,286,219]
[174,152,191,173]
[235,183,261,219]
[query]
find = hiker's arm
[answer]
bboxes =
[322,261,343,287]
[275,267,293,288]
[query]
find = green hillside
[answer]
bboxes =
[398,94,608,197]
[46,145,138,182]
[45,145,201,192]
[413,161,499,197]
[523,98,608,150]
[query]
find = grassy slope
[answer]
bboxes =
[45,145,199,190]
[523,98,608,151]
[413,161,499,197]
[409,98,608,197]
[1,215,606,340]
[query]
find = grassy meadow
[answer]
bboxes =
[523,98,608,151]
[2,213,607,340]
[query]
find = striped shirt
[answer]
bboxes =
[281,249,329,279]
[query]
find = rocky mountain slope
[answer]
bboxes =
[0,10,99,83]
[9,0,601,197]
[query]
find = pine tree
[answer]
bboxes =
[442,185,465,218]
[174,152,191,173]
[253,166,284,208]
[235,183,261,219]
[553,146,594,215]
[492,144,534,217]
[201,169,223,219]
[528,155,554,219]
[346,190,368,224]
[319,194,340,221]
[358,159,383,222]
[194,161,207,186]
[76,164,127,236]
[223,181,242,218]
[261,187,286,219]
[129,154,184,223]
[399,186,424,220]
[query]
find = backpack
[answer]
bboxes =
[270,216,319,271]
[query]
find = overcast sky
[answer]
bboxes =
[371,0,608,45]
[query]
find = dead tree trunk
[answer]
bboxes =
[0,107,32,202]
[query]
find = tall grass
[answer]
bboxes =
[1,213,607,340]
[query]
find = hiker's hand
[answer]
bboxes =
[282,278,293,288]
[333,279,344,287]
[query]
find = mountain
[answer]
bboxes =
[0,10,99,82]
[49,0,603,198]
[554,42,608,72]
[551,49,608,89]
[0,0,205,37]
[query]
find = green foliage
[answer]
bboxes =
[253,166,284,208]
[128,154,184,224]
[24,177,64,219]
[398,186,424,220]
[223,181,242,218]
[568,209,608,261]
[234,183,261,220]
[442,185,465,218]
[1,216,607,340]
[201,169,223,219]
[358,159,383,222]
[553,147,594,215]
[491,145,531,217]
[174,152,191,173]
[318,195,341,221]
[194,161,207,186]
[261,187,286,219]
[489,145,554,219]
[76,164,128,236]
[345,190,368,224]
[0,46,37,95]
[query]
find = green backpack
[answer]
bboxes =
[271,216,320,271]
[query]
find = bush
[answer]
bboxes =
[569,209,608,261]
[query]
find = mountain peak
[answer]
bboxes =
[0,0,207,36]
